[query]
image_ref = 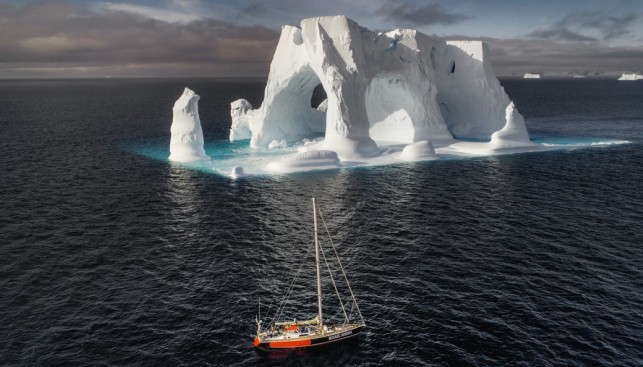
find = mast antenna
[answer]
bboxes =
[313,198,323,332]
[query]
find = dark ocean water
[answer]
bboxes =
[1,78,642,366]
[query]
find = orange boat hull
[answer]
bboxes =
[254,326,363,350]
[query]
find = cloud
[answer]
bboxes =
[236,0,267,21]
[529,27,597,43]
[374,0,472,26]
[18,34,107,55]
[529,11,640,42]
[0,0,279,77]
[562,11,639,40]
[1,0,641,78]
[97,2,202,23]
[485,37,643,76]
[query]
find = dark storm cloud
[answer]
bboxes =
[236,0,267,20]
[374,0,472,26]
[528,27,597,42]
[485,37,643,75]
[528,11,640,42]
[1,0,641,78]
[435,30,642,75]
[561,11,639,40]
[0,0,279,77]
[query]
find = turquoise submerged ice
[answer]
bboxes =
[133,136,629,177]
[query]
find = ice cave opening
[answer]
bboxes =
[366,74,417,144]
[311,83,327,109]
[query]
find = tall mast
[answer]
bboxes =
[312,198,323,332]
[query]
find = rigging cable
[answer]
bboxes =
[317,204,366,326]
[318,237,350,324]
[270,240,314,327]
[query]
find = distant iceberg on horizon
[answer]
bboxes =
[618,73,643,81]
[523,73,541,79]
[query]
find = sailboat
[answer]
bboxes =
[253,198,366,350]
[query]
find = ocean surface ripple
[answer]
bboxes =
[1,79,642,366]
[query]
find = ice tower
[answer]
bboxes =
[169,88,210,162]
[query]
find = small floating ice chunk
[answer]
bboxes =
[230,166,246,179]
[268,139,288,149]
[400,140,437,161]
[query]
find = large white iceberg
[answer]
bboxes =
[618,73,643,81]
[229,16,533,167]
[523,73,541,79]
[169,88,210,162]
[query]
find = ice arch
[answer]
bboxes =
[366,74,431,143]
[252,63,325,147]
[229,25,326,149]
[230,16,532,160]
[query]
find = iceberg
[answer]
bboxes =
[155,17,631,177]
[169,88,210,162]
[523,73,541,79]
[266,150,342,173]
[161,16,632,176]
[489,102,535,150]
[618,73,643,81]
[400,140,437,161]
[228,16,533,171]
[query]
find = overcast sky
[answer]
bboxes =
[1,0,642,78]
